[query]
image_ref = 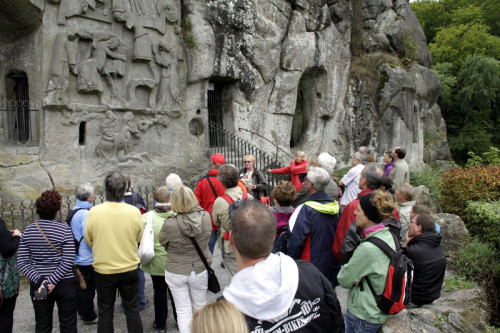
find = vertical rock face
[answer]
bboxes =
[0,0,450,198]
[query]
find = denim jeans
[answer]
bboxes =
[208,230,218,254]
[164,270,207,333]
[30,279,79,333]
[94,269,143,333]
[345,310,383,333]
[76,265,97,321]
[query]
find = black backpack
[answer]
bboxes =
[272,225,289,254]
[65,208,89,255]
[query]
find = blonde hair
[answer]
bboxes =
[191,301,248,333]
[243,155,256,165]
[295,151,306,161]
[372,190,397,220]
[171,186,198,213]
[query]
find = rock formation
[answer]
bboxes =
[0,0,451,199]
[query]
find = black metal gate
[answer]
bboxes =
[208,83,224,147]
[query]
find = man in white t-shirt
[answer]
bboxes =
[338,152,366,208]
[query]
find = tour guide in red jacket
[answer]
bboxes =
[267,151,308,192]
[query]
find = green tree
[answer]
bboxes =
[431,62,457,118]
[429,24,500,71]
[410,0,449,43]
[448,56,500,163]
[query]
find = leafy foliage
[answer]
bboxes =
[438,164,500,217]
[410,163,442,200]
[443,276,475,292]
[465,201,500,248]
[466,147,500,167]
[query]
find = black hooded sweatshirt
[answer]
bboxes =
[404,232,446,305]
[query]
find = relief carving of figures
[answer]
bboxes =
[45,32,78,106]
[57,0,111,25]
[96,111,154,162]
[75,30,127,106]
[152,42,179,112]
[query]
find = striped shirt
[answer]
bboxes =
[18,219,76,286]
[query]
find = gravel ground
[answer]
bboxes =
[13,248,347,332]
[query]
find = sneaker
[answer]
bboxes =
[83,318,98,325]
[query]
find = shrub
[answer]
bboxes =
[410,163,443,201]
[454,238,500,326]
[439,164,500,217]
[466,147,500,167]
[465,201,500,248]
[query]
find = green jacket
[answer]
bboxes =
[337,227,395,324]
[140,207,175,276]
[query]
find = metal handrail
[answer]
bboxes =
[238,127,294,160]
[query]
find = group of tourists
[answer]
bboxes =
[0,145,446,333]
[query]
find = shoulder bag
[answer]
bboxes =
[138,211,155,265]
[34,220,86,290]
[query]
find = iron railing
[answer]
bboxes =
[0,186,159,231]
[209,121,290,195]
[0,100,39,144]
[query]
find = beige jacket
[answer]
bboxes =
[158,205,212,276]
[212,186,254,254]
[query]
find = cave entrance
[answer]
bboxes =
[290,73,315,148]
[208,81,224,147]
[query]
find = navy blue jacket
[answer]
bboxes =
[287,191,342,286]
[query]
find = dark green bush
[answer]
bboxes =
[455,238,500,326]
[465,201,500,248]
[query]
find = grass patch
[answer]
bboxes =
[443,276,476,292]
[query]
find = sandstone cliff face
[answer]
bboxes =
[0,0,450,198]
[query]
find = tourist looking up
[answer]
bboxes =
[338,152,366,208]
[158,186,212,333]
[383,150,394,177]
[0,198,22,333]
[191,300,248,333]
[223,200,344,332]
[389,146,410,190]
[212,165,254,279]
[337,191,398,333]
[18,190,80,333]
[267,151,308,192]
[410,204,441,234]
[141,186,177,332]
[269,180,296,240]
[195,153,226,254]
[287,167,341,287]
[238,154,267,202]
[293,152,340,205]
[85,172,144,332]
[403,214,446,308]
[395,183,416,243]
[166,173,183,199]
[69,183,97,325]
[359,146,375,163]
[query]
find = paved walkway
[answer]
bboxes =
[13,248,347,332]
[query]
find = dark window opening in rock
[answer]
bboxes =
[79,121,86,145]
[5,71,30,143]
[189,118,204,137]
[208,82,224,147]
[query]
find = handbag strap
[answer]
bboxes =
[35,220,63,255]
[174,215,211,271]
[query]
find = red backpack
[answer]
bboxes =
[364,232,414,315]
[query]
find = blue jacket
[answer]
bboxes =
[287,191,342,286]
[70,200,93,266]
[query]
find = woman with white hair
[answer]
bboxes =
[293,152,340,206]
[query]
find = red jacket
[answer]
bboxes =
[332,188,400,261]
[195,169,226,230]
[271,159,308,192]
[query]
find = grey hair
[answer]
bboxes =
[104,172,127,202]
[353,152,367,164]
[317,152,337,173]
[307,167,330,191]
[398,183,414,201]
[165,173,183,192]
[75,183,95,201]
[363,162,384,190]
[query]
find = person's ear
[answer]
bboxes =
[229,230,235,245]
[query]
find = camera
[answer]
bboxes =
[34,287,48,300]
